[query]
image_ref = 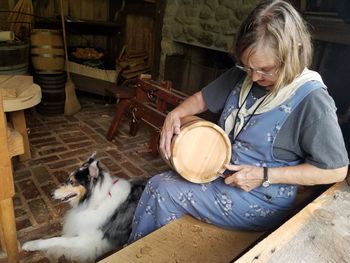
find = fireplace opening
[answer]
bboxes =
[164,43,235,96]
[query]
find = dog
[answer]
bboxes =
[22,152,147,262]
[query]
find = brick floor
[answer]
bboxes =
[1,94,169,262]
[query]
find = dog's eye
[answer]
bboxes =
[69,179,74,185]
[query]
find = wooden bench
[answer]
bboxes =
[236,180,350,263]
[99,215,264,263]
[98,185,328,263]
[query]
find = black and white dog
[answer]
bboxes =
[22,152,146,262]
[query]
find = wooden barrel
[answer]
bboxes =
[30,29,65,74]
[34,73,66,115]
[0,41,29,75]
[167,116,231,183]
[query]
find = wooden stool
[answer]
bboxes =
[1,75,41,161]
[0,93,25,263]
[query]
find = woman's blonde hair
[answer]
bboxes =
[230,0,312,90]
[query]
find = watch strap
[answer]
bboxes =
[262,167,270,187]
[263,167,268,181]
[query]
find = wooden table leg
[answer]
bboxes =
[149,130,160,157]
[0,198,19,263]
[9,110,31,161]
[106,99,132,141]
[0,219,6,253]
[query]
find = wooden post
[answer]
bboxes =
[0,199,19,263]
[0,84,19,263]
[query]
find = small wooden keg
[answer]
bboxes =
[30,29,65,74]
[0,41,29,75]
[167,116,231,183]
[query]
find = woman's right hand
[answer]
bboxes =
[159,111,182,160]
[159,91,207,159]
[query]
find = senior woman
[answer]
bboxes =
[129,0,349,242]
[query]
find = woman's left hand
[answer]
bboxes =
[224,164,264,192]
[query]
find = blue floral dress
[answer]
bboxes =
[129,80,322,243]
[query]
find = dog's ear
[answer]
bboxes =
[88,151,97,163]
[89,160,100,178]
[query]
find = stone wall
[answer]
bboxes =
[159,0,261,79]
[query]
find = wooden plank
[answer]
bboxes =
[121,68,150,79]
[235,181,350,263]
[123,63,149,74]
[305,15,350,45]
[8,111,28,161]
[125,14,154,63]
[118,56,149,68]
[151,0,166,78]
[81,0,94,20]
[7,0,15,9]
[99,215,264,263]
[6,124,24,158]
[70,73,113,96]
[0,97,14,201]
[94,0,109,21]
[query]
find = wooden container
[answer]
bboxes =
[167,116,231,183]
[0,41,29,75]
[30,29,65,74]
[34,73,66,115]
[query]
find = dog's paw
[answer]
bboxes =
[22,240,43,251]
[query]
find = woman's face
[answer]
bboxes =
[240,47,278,89]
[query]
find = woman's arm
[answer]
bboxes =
[268,163,348,185]
[159,91,208,159]
[224,163,348,192]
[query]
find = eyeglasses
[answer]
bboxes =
[235,63,275,77]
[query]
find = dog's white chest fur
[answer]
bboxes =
[63,178,131,236]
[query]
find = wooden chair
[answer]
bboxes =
[105,77,187,156]
[0,91,24,263]
[105,79,138,141]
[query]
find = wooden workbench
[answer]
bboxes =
[236,180,350,263]
[99,215,264,263]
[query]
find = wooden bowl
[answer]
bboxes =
[167,116,231,183]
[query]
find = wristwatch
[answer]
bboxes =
[262,167,271,187]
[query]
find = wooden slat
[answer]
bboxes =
[0,116,14,200]
[6,125,24,158]
[236,181,350,263]
[99,215,264,263]
[8,111,28,160]
[121,69,150,80]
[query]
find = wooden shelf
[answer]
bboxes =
[35,19,121,36]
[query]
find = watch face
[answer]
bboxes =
[262,181,270,187]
